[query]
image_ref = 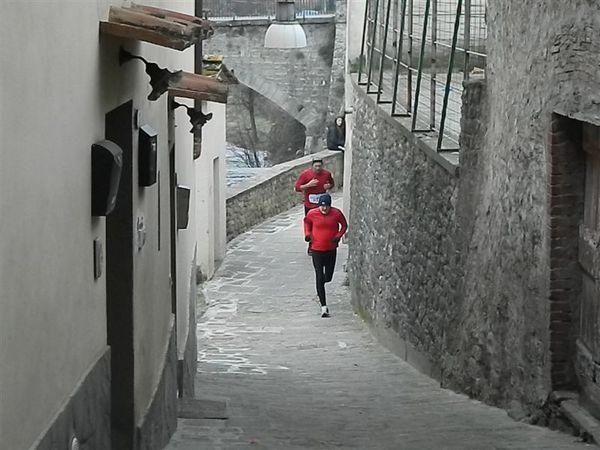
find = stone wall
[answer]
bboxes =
[34,349,111,450]
[326,0,347,121]
[205,19,337,152]
[179,256,198,399]
[347,0,600,419]
[226,83,307,164]
[348,81,460,377]
[446,0,600,414]
[226,150,344,241]
[135,321,178,450]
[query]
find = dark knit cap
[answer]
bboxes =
[318,193,332,206]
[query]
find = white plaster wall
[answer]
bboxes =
[343,87,355,217]
[195,102,227,281]
[0,3,112,449]
[131,0,195,425]
[131,82,175,425]
[343,0,364,218]
[174,97,196,362]
[347,0,367,62]
[0,0,196,447]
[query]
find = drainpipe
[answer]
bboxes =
[194,0,204,159]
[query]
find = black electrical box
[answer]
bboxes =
[176,185,191,229]
[91,140,123,216]
[139,124,158,187]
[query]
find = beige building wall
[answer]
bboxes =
[1,4,110,449]
[130,34,195,425]
[343,0,366,216]
[173,96,197,363]
[347,0,367,63]
[0,1,199,448]
[195,102,227,281]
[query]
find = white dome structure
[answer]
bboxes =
[264,23,307,48]
[264,1,307,49]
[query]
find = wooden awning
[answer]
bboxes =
[100,3,213,50]
[169,72,228,104]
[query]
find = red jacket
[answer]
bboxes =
[294,169,334,209]
[304,207,348,252]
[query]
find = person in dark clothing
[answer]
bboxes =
[326,116,346,151]
[304,193,348,317]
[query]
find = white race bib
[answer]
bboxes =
[308,194,323,204]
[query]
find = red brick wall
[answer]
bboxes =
[547,113,585,389]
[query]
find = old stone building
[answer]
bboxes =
[346,0,600,425]
[203,1,347,158]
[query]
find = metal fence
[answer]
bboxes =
[203,0,336,20]
[358,0,487,151]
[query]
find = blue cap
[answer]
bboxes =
[318,193,332,206]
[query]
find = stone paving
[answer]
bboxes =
[166,199,592,450]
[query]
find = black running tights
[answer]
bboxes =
[311,250,337,306]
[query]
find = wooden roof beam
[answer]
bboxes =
[100,4,214,50]
[169,72,229,104]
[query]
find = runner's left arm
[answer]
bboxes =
[335,210,348,239]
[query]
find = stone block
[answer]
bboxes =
[34,349,111,450]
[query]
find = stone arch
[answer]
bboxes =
[234,71,323,134]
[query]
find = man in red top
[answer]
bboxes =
[294,158,335,216]
[304,193,348,318]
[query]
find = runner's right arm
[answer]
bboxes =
[295,172,317,192]
[304,214,313,240]
[296,174,319,191]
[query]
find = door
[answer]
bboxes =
[169,145,177,315]
[105,101,135,449]
[579,123,600,415]
[212,156,221,266]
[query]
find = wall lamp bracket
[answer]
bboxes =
[119,47,182,101]
[171,99,213,133]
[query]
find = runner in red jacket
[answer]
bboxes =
[304,193,348,317]
[295,158,335,254]
[294,158,334,215]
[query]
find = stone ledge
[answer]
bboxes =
[362,317,442,383]
[227,150,341,199]
[351,75,459,177]
[557,394,600,445]
[178,397,228,420]
[226,150,344,241]
[211,16,335,27]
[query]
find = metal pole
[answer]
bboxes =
[410,0,431,131]
[391,0,409,116]
[367,0,382,93]
[436,0,463,151]
[194,0,204,158]
[406,0,414,113]
[430,0,437,130]
[357,0,371,85]
[392,0,399,43]
[376,0,394,103]
[464,0,471,80]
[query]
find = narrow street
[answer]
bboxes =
[166,199,589,450]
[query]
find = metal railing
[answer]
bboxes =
[357,0,487,151]
[203,0,336,20]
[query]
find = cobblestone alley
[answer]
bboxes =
[166,199,591,450]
